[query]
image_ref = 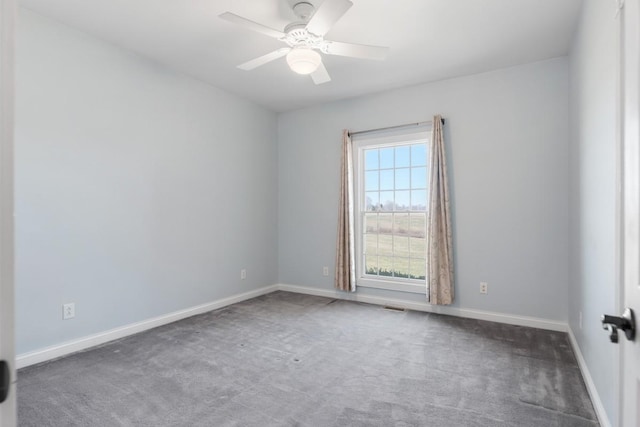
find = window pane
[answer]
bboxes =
[411,190,427,211]
[395,190,410,210]
[394,213,409,235]
[411,167,427,189]
[365,191,379,211]
[380,170,394,190]
[395,145,410,168]
[380,147,394,169]
[365,255,378,275]
[393,257,410,278]
[364,233,378,255]
[410,258,426,280]
[379,191,394,210]
[378,256,394,277]
[409,213,426,258]
[395,168,410,190]
[378,234,393,256]
[364,213,378,233]
[365,149,378,170]
[365,171,379,191]
[411,144,427,166]
[410,236,426,259]
[394,236,410,257]
[378,213,393,234]
[409,213,426,238]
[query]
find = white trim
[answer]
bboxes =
[567,327,612,427]
[0,0,16,423]
[614,0,625,18]
[352,132,429,147]
[16,285,278,369]
[276,283,567,332]
[16,282,568,367]
[614,1,626,423]
[357,279,425,294]
[353,132,431,292]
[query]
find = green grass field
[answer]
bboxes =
[364,213,426,280]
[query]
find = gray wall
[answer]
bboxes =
[15,9,278,355]
[568,0,619,424]
[278,58,570,321]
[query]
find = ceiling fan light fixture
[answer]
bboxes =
[286,47,321,75]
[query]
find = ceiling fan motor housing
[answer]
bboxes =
[293,2,315,20]
[283,23,324,50]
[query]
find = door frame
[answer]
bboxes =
[615,1,624,425]
[0,0,16,425]
[618,0,640,425]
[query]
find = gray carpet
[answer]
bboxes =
[18,291,598,426]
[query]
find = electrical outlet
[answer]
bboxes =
[323,266,329,276]
[240,269,246,280]
[480,282,488,294]
[63,303,75,320]
[579,311,583,330]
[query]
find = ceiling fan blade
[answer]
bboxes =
[306,0,353,36]
[324,41,389,60]
[311,62,331,85]
[238,48,291,71]
[219,12,285,39]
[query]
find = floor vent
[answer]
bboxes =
[383,306,406,312]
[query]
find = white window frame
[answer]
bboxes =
[352,127,431,294]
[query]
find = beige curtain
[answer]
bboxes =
[427,116,454,304]
[335,130,356,292]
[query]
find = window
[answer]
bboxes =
[353,126,430,294]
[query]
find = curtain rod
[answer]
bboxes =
[349,118,445,137]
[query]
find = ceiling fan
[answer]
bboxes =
[219,0,389,85]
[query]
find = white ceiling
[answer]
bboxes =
[19,0,583,112]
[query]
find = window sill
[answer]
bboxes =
[357,278,426,294]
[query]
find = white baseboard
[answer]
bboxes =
[16,284,278,369]
[276,283,567,332]
[16,282,568,370]
[567,327,612,427]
